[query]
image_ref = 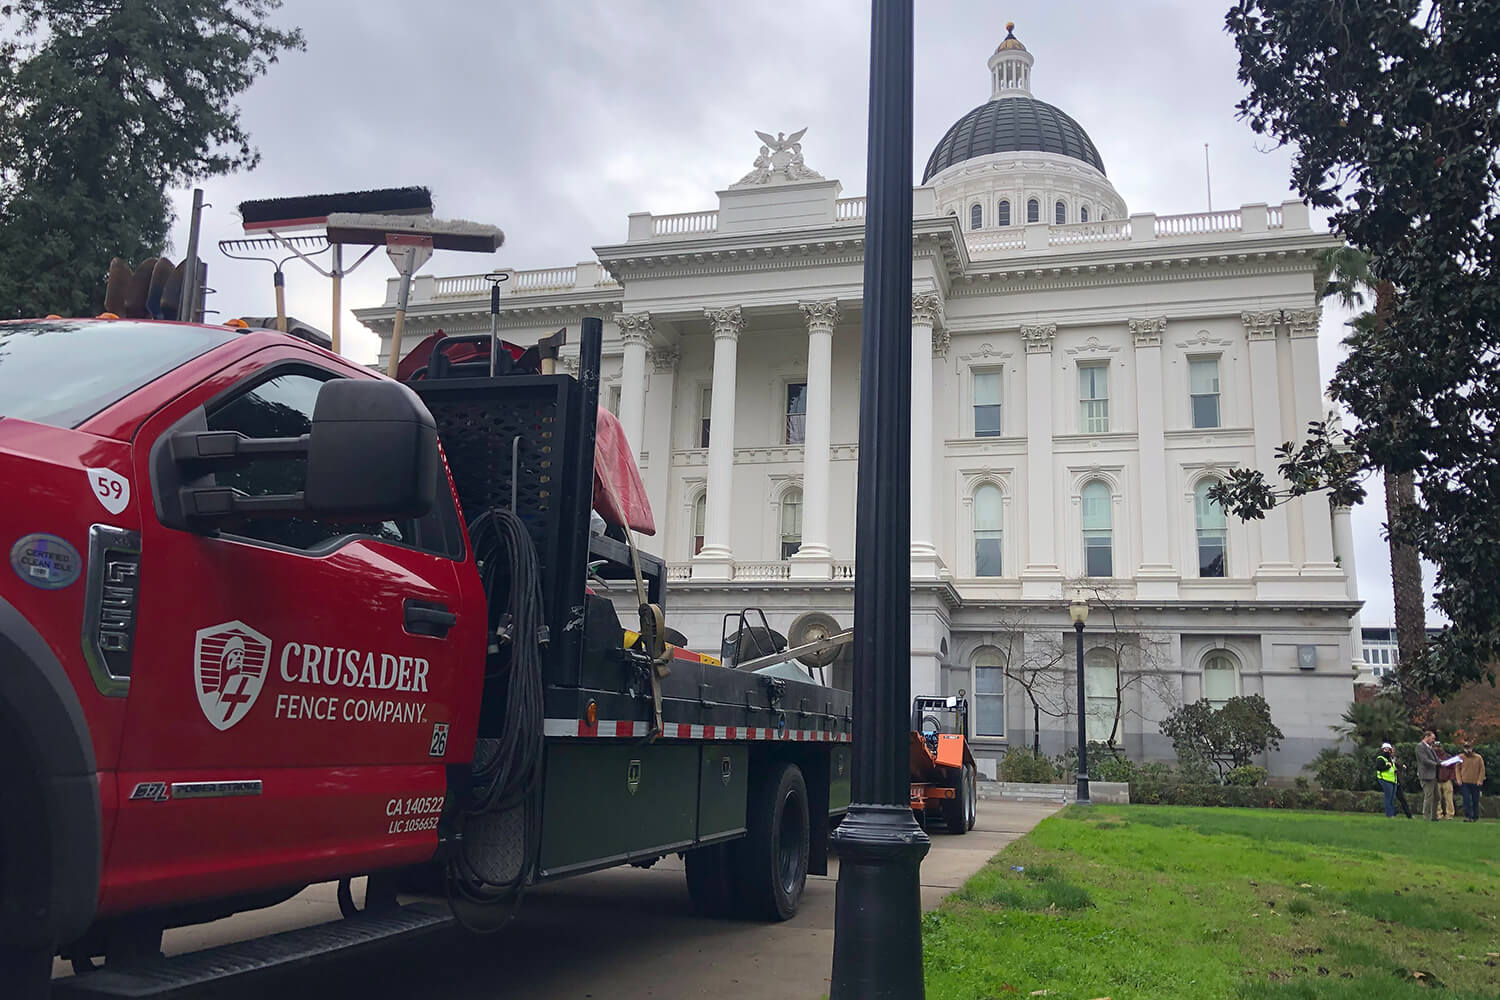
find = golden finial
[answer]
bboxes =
[1005,20,1015,32]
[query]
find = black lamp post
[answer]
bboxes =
[1069,592,1092,806]
[828,1,929,997]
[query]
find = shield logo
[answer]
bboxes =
[626,759,642,796]
[194,621,272,731]
[720,755,733,786]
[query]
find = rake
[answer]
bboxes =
[218,235,332,334]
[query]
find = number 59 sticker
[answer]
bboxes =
[85,467,130,515]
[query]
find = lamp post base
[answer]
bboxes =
[829,803,932,999]
[1076,772,1091,806]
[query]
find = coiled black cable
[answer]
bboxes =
[444,506,546,923]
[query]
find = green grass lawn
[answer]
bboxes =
[923,806,1500,1000]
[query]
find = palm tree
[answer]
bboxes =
[1334,694,1418,748]
[1315,247,1427,693]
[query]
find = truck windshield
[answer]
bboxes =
[0,320,237,428]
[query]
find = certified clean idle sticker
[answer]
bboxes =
[86,467,130,515]
[10,534,81,589]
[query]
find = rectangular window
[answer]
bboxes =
[1079,363,1109,433]
[606,384,622,417]
[699,386,712,448]
[779,492,802,560]
[784,382,807,445]
[973,371,1002,437]
[1189,358,1221,429]
[1084,535,1113,577]
[975,666,1005,737]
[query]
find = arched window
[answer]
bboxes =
[1081,481,1112,577]
[1080,205,1090,223]
[1099,211,1109,221]
[970,203,983,230]
[1202,653,1238,709]
[996,199,1011,227]
[779,487,803,559]
[1026,198,1040,223]
[973,647,1005,737]
[1195,480,1227,578]
[1055,200,1067,225]
[1084,648,1118,744]
[692,493,706,555]
[973,484,1003,577]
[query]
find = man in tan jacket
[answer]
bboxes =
[1458,742,1486,822]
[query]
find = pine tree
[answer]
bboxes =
[0,1,304,318]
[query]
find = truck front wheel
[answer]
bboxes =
[735,761,809,921]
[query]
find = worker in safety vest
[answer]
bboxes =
[1376,742,1411,819]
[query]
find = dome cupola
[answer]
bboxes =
[924,24,1126,229]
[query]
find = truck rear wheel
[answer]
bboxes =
[683,842,737,918]
[735,761,809,921]
[943,764,976,835]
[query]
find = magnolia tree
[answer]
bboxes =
[1160,695,1285,781]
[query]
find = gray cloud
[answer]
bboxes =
[159,0,1427,625]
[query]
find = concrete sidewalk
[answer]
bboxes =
[55,800,1061,999]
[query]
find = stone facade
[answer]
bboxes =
[355,30,1360,777]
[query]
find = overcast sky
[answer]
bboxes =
[162,0,1437,629]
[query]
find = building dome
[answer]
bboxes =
[924,25,1126,227]
[922,98,1106,183]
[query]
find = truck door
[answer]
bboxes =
[105,349,479,913]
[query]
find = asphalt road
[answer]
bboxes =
[53,801,1059,999]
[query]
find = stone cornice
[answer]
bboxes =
[798,299,841,335]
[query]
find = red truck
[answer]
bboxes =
[0,314,852,998]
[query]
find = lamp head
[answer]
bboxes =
[1068,592,1090,626]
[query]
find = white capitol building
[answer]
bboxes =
[359,27,1361,777]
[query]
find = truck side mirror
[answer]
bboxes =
[305,379,439,519]
[162,378,439,530]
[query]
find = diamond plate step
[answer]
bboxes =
[53,903,453,998]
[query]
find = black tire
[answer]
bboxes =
[0,944,52,1000]
[735,762,809,921]
[966,765,978,831]
[684,842,737,918]
[944,764,975,835]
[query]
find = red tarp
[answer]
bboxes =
[593,405,655,535]
[395,331,524,382]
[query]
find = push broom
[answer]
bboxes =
[320,212,504,378]
[234,187,435,354]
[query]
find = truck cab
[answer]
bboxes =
[1,318,486,985]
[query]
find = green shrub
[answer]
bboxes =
[1093,754,1140,784]
[1311,749,1363,791]
[998,747,1058,783]
[1123,781,1500,816]
[1293,776,1311,790]
[1175,751,1219,786]
[1225,765,1268,787]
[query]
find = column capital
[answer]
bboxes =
[1128,316,1166,348]
[799,299,841,335]
[613,311,654,347]
[704,306,744,341]
[1021,322,1057,354]
[1241,310,1280,341]
[1286,307,1321,338]
[558,352,579,375]
[648,345,679,373]
[932,327,951,358]
[911,292,944,328]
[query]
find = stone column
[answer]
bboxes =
[693,306,743,580]
[910,293,946,580]
[1332,502,1364,670]
[791,300,839,580]
[612,312,653,458]
[1130,316,1177,597]
[1021,322,1062,597]
[1244,310,1295,583]
[1287,307,1341,576]
[643,344,679,547]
